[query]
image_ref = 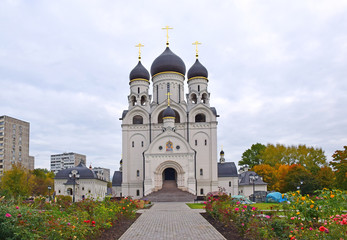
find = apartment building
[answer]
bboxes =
[0,115,35,177]
[50,152,86,173]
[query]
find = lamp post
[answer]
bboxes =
[249,173,259,202]
[297,180,303,194]
[48,186,52,202]
[69,170,80,203]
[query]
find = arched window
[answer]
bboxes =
[202,93,208,103]
[138,87,140,94]
[200,188,204,195]
[141,96,147,106]
[198,85,200,92]
[195,114,206,122]
[191,93,197,104]
[158,110,180,123]
[136,170,140,177]
[131,96,136,106]
[133,115,143,124]
[200,168,203,176]
[229,181,231,187]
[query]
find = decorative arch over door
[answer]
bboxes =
[154,161,185,190]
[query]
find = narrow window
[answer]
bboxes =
[132,141,134,147]
[229,181,231,187]
[195,140,197,146]
[178,84,181,103]
[200,168,203,176]
[200,188,204,195]
[138,87,140,93]
[167,83,170,93]
[205,139,207,145]
[136,170,140,177]
[156,85,159,103]
[198,85,200,91]
[136,190,140,196]
[141,141,144,147]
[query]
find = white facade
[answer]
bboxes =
[54,178,107,201]
[218,177,239,196]
[120,46,219,199]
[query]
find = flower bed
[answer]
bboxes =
[204,189,346,239]
[0,197,141,239]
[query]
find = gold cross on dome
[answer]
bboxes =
[135,43,144,60]
[192,41,201,59]
[166,92,172,106]
[162,26,173,46]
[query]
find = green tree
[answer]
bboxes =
[239,143,266,169]
[260,144,327,171]
[0,163,31,198]
[315,166,335,189]
[282,164,320,194]
[330,146,347,190]
[30,168,54,196]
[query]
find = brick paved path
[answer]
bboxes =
[119,202,226,240]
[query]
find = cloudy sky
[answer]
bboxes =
[1,0,346,176]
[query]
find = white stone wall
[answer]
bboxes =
[238,184,268,199]
[218,177,239,196]
[54,179,107,201]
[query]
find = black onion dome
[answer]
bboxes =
[151,47,186,77]
[162,106,176,118]
[187,59,208,80]
[55,162,97,179]
[220,150,225,155]
[129,61,150,81]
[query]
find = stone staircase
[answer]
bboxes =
[142,180,196,202]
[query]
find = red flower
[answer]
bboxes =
[319,226,325,232]
[92,221,95,224]
[84,220,90,223]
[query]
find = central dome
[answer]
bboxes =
[151,47,186,77]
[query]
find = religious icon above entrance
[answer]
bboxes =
[166,141,173,152]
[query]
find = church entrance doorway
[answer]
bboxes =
[163,168,176,181]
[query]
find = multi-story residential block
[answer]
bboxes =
[0,115,35,177]
[50,152,86,174]
[92,167,110,182]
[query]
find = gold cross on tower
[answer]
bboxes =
[166,92,172,106]
[162,25,173,46]
[192,41,202,59]
[135,43,144,60]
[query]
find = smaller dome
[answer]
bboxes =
[187,59,208,80]
[162,106,176,119]
[129,61,150,82]
[220,150,225,155]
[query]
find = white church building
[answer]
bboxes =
[112,35,241,199]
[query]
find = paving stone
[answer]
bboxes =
[119,202,226,240]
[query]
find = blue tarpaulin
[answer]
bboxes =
[266,192,287,203]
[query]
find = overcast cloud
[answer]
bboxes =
[1,0,346,176]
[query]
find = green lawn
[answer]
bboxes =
[251,203,282,210]
[186,203,205,209]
